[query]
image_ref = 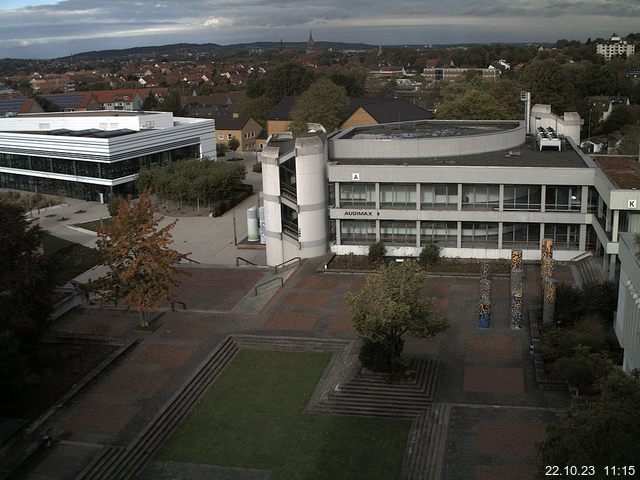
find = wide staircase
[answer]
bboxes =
[401,404,452,480]
[571,252,605,286]
[76,336,240,480]
[311,357,440,418]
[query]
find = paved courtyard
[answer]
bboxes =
[14,259,573,480]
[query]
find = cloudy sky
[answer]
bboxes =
[0,0,639,59]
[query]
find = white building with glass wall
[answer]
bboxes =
[0,111,215,202]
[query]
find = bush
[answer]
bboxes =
[539,325,608,363]
[419,242,441,265]
[107,195,125,217]
[210,200,227,217]
[368,241,386,263]
[544,281,618,328]
[252,162,262,173]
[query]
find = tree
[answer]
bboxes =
[92,190,188,327]
[228,136,240,157]
[235,94,274,125]
[0,202,53,404]
[141,90,159,110]
[437,88,509,120]
[519,59,578,113]
[537,370,640,472]
[290,78,349,135]
[344,260,449,370]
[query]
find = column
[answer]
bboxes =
[375,183,380,210]
[540,185,546,213]
[609,255,617,282]
[511,249,524,329]
[612,210,620,241]
[335,182,340,208]
[457,183,463,211]
[542,279,557,325]
[498,223,503,250]
[416,183,421,211]
[416,220,421,247]
[335,219,341,245]
[579,224,587,252]
[581,186,589,214]
[499,184,504,212]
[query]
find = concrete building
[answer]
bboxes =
[596,35,636,61]
[615,232,640,373]
[258,108,640,286]
[0,111,215,201]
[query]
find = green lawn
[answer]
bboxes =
[42,233,100,285]
[159,350,410,480]
[72,217,111,232]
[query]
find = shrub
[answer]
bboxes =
[252,162,262,173]
[539,326,607,363]
[210,200,227,217]
[419,242,441,265]
[368,241,386,263]
[107,195,125,217]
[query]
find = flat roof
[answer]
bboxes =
[16,111,154,117]
[331,141,589,169]
[341,121,520,140]
[593,156,640,189]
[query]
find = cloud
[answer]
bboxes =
[0,0,639,58]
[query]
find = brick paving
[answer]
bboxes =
[16,260,576,479]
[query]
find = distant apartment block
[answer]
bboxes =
[597,35,636,61]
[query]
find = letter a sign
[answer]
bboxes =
[629,199,637,209]
[352,173,360,181]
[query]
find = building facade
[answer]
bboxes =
[0,111,215,201]
[259,111,640,283]
[596,35,636,61]
[614,232,640,373]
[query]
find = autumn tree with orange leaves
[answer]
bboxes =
[92,190,188,327]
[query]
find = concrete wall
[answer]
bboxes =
[615,232,640,373]
[330,121,525,159]
[529,105,581,144]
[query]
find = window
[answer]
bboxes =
[380,183,416,209]
[461,184,500,210]
[340,220,376,245]
[545,186,582,211]
[502,223,540,248]
[421,183,458,209]
[420,221,457,247]
[340,183,376,208]
[587,187,598,213]
[380,221,416,245]
[227,134,233,140]
[461,222,499,248]
[503,185,542,211]
[545,224,579,250]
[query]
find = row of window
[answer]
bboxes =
[0,145,199,180]
[336,183,598,212]
[339,220,586,250]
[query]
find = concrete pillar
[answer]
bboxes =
[609,254,617,282]
[456,221,462,249]
[335,219,341,245]
[498,222,503,250]
[579,224,587,252]
[260,146,284,267]
[416,220,421,247]
[416,183,421,210]
[498,184,504,212]
[376,219,380,241]
[375,182,380,210]
[479,302,491,328]
[457,183,463,211]
[335,182,340,208]
[612,210,620,240]
[540,185,546,213]
[581,186,589,214]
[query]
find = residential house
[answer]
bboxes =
[41,92,101,111]
[588,96,631,123]
[266,96,435,136]
[215,114,263,151]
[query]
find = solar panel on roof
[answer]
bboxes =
[92,129,136,138]
[43,93,85,109]
[0,97,27,116]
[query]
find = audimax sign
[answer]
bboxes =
[344,210,380,216]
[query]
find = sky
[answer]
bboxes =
[0,0,639,59]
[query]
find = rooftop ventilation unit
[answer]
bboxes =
[536,127,562,151]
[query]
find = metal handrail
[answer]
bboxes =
[183,256,201,264]
[274,256,301,273]
[236,256,257,266]
[254,277,284,295]
[171,301,187,311]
